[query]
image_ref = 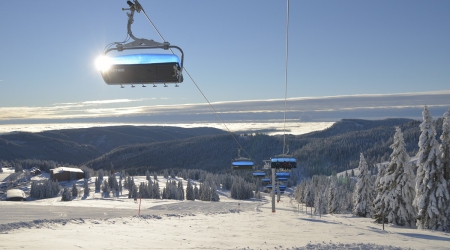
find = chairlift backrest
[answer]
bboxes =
[270,157,297,169]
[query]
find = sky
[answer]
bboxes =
[0,0,449,124]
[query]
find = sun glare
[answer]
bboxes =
[95,55,112,72]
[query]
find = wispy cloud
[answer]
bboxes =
[0,91,449,123]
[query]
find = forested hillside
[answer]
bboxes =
[86,118,443,176]
[2,119,445,177]
[0,132,99,164]
[0,126,226,164]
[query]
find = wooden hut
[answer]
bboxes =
[50,167,85,182]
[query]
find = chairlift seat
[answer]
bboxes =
[271,157,297,169]
[252,171,266,178]
[276,172,291,178]
[232,160,254,170]
[101,53,182,85]
[261,178,271,185]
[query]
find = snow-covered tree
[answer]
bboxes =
[194,184,199,200]
[84,169,90,180]
[94,177,100,192]
[83,179,90,196]
[374,127,416,226]
[71,182,78,197]
[440,108,450,230]
[414,106,449,230]
[373,163,386,223]
[101,179,110,197]
[353,153,373,217]
[61,187,72,201]
[186,180,195,201]
[440,108,450,189]
[14,164,23,173]
[328,177,338,214]
[314,186,327,215]
[98,169,104,181]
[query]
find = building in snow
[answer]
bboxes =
[6,189,27,201]
[50,167,85,182]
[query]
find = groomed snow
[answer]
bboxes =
[1,195,450,249]
[1,174,450,249]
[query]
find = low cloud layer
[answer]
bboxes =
[1,91,449,124]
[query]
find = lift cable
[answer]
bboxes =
[139,4,254,162]
[283,0,290,155]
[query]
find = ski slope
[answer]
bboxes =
[1,192,450,249]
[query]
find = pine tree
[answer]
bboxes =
[414,106,449,230]
[98,169,104,181]
[186,180,194,201]
[83,179,90,196]
[373,163,387,223]
[374,127,416,226]
[210,183,220,202]
[193,184,199,200]
[353,153,373,217]
[440,108,450,191]
[440,108,450,230]
[146,170,151,181]
[178,180,185,200]
[71,182,78,197]
[110,163,115,175]
[61,187,72,201]
[101,180,110,197]
[328,177,338,214]
[84,169,90,180]
[95,177,100,192]
[152,182,161,199]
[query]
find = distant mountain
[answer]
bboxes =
[85,118,438,176]
[2,119,445,177]
[0,132,99,165]
[39,126,227,153]
[0,126,227,164]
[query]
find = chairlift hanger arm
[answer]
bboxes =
[103,0,184,70]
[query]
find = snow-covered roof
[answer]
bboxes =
[51,167,84,174]
[6,189,26,198]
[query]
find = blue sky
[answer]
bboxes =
[0,0,449,123]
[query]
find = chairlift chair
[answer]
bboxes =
[231,148,254,170]
[275,172,291,178]
[98,0,184,86]
[276,177,288,182]
[270,157,297,169]
[252,171,266,178]
[261,178,271,185]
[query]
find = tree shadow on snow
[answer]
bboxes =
[398,232,450,242]
[299,218,340,225]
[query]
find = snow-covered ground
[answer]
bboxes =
[1,172,450,249]
[1,195,449,249]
